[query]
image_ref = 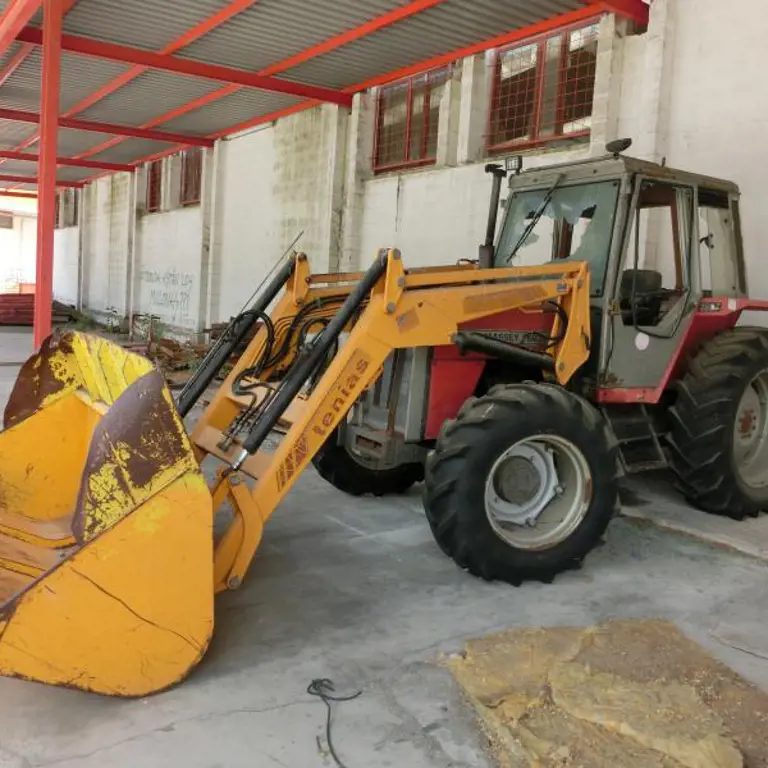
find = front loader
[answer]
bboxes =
[0,140,766,696]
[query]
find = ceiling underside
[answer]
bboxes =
[0,0,626,190]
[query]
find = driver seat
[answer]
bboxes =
[619,269,663,326]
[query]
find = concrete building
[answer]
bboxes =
[41,0,767,336]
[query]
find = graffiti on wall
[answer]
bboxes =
[139,267,195,324]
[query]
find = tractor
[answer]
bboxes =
[308,139,768,577]
[0,139,766,695]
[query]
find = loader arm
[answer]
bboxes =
[210,249,592,592]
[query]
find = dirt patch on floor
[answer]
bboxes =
[447,619,768,767]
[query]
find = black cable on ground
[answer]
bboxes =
[307,678,362,768]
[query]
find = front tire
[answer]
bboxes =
[669,328,768,519]
[423,383,620,585]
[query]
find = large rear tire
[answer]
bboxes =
[313,437,424,497]
[423,383,620,585]
[669,328,768,519]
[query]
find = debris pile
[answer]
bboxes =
[0,295,78,326]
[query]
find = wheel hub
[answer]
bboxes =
[483,434,591,551]
[734,372,768,489]
[485,443,559,527]
[494,455,542,505]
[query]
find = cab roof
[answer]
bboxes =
[507,154,740,196]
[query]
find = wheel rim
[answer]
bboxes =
[484,434,592,551]
[734,370,768,489]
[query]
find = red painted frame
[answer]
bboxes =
[372,68,448,174]
[180,148,203,207]
[0,173,82,187]
[0,106,214,146]
[598,299,768,404]
[485,17,601,155]
[0,149,133,172]
[0,0,40,58]
[17,26,354,107]
[33,0,450,167]
[34,0,62,347]
[0,41,33,87]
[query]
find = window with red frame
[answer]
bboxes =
[180,148,203,206]
[374,67,451,173]
[53,193,61,230]
[488,22,599,152]
[146,159,163,213]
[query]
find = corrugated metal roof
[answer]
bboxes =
[0,0,608,181]
[0,41,23,73]
[0,119,35,150]
[0,159,35,175]
[55,165,96,183]
[177,0,404,71]
[61,0,235,52]
[75,69,228,126]
[0,50,134,114]
[56,127,119,156]
[157,88,303,135]
[86,136,182,165]
[283,0,588,89]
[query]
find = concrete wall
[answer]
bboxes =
[135,206,203,330]
[0,214,36,292]
[59,1,768,333]
[80,175,133,318]
[662,0,768,298]
[211,104,347,319]
[53,226,80,305]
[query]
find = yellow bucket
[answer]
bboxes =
[0,332,213,696]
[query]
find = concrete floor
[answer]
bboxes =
[1,327,768,768]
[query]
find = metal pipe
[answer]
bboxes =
[452,331,555,372]
[34,0,62,349]
[235,251,389,464]
[479,163,507,268]
[175,254,297,417]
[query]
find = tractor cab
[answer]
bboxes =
[483,141,748,394]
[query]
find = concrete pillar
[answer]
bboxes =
[634,0,676,163]
[322,103,349,274]
[590,13,629,155]
[436,73,462,167]
[197,146,216,332]
[457,54,490,165]
[340,92,375,272]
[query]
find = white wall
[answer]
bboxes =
[81,175,132,317]
[135,206,203,330]
[0,215,36,291]
[662,0,768,299]
[53,227,79,305]
[359,148,595,269]
[212,104,347,319]
[64,0,768,331]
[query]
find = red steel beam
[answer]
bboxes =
[0,149,133,171]
[259,0,448,76]
[0,174,82,187]
[17,26,354,107]
[0,106,215,146]
[72,0,448,161]
[35,0,63,347]
[0,0,40,58]
[79,3,609,178]
[59,0,259,118]
[0,41,33,87]
[210,4,605,140]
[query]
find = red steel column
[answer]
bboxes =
[34,0,63,348]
